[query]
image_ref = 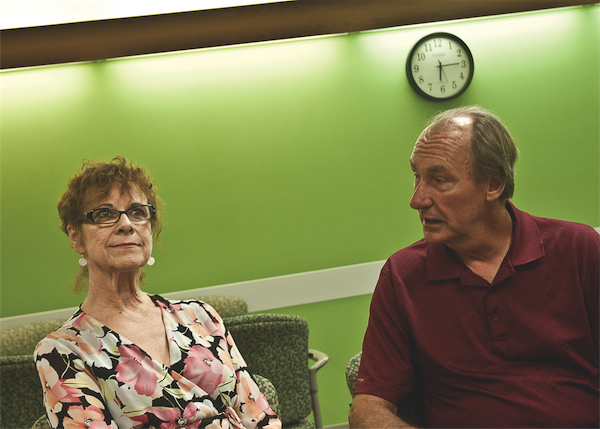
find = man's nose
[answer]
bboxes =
[409,184,432,210]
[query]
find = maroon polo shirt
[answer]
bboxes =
[356,201,599,428]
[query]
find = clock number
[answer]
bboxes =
[407,33,473,100]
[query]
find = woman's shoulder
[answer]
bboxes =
[150,294,223,325]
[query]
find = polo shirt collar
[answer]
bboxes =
[426,200,545,282]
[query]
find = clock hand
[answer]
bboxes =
[441,67,449,83]
[438,60,443,81]
[442,62,460,67]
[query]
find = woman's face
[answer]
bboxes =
[69,185,153,279]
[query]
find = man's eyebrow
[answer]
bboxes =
[426,164,448,173]
[410,162,448,173]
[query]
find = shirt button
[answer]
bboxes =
[492,314,499,321]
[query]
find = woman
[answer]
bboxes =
[35,156,281,429]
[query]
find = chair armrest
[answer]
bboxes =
[307,349,328,428]
[308,349,329,373]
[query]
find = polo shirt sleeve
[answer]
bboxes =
[583,228,599,358]
[354,259,416,405]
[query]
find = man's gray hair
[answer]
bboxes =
[427,106,519,199]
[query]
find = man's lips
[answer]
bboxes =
[422,217,443,226]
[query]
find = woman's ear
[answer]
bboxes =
[68,226,85,254]
[486,175,506,202]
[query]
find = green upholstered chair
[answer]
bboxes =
[225,314,329,429]
[345,351,425,428]
[1,319,64,429]
[196,295,248,318]
[0,319,65,358]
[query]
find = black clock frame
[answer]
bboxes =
[406,32,474,101]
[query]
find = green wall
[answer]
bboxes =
[1,5,599,426]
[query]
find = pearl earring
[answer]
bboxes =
[147,256,155,266]
[78,255,88,267]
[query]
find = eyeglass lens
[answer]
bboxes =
[92,206,153,224]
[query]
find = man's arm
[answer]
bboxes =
[349,393,417,429]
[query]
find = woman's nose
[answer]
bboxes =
[115,213,135,232]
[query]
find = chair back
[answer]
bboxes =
[0,319,64,357]
[0,320,64,429]
[345,351,362,396]
[195,295,248,318]
[225,314,313,428]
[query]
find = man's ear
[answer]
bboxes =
[67,226,85,254]
[486,175,505,202]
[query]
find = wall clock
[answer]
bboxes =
[406,32,474,101]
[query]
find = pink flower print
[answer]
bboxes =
[71,314,99,333]
[238,376,269,428]
[182,307,214,338]
[145,403,203,429]
[116,344,158,396]
[183,345,224,393]
[37,358,84,410]
[217,347,234,372]
[63,405,113,429]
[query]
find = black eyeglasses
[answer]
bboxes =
[81,204,156,225]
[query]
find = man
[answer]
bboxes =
[349,106,599,428]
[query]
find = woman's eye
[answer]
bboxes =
[97,209,112,218]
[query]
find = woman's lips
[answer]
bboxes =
[110,242,140,248]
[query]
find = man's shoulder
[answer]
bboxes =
[390,238,428,257]
[532,214,599,245]
[384,239,429,274]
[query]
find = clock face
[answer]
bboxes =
[406,33,474,101]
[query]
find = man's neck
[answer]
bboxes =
[453,203,513,283]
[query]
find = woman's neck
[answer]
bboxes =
[81,269,152,316]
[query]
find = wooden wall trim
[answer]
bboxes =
[1,0,598,69]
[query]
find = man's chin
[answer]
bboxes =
[422,229,447,244]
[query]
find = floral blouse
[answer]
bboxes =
[34,295,281,429]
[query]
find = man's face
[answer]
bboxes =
[409,118,490,250]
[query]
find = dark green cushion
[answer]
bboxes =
[195,295,248,318]
[225,314,313,427]
[1,355,45,429]
[0,319,64,357]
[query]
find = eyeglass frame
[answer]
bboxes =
[80,204,156,225]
